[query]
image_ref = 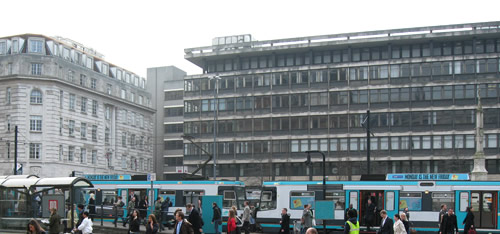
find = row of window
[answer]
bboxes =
[183,109,492,134]
[183,134,499,155]
[121,132,150,151]
[120,109,147,129]
[121,155,152,171]
[184,83,499,113]
[187,59,500,92]
[205,39,500,72]
[0,37,147,89]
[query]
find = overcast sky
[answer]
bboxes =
[2,0,500,77]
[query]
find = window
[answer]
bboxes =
[59,90,63,108]
[80,74,87,86]
[81,123,87,139]
[107,84,113,95]
[59,145,63,161]
[68,120,75,136]
[81,97,87,113]
[121,89,126,99]
[92,125,97,141]
[80,148,87,163]
[6,87,11,104]
[30,115,42,131]
[400,192,422,211]
[90,78,97,89]
[92,100,98,116]
[29,40,43,53]
[6,115,10,132]
[0,41,6,54]
[91,150,97,164]
[30,89,43,104]
[122,133,127,147]
[31,63,42,75]
[67,70,74,82]
[432,193,454,211]
[105,106,111,120]
[164,107,183,117]
[290,191,315,210]
[68,146,75,161]
[69,94,76,110]
[29,143,41,159]
[105,127,110,144]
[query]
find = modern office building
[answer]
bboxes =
[0,34,155,177]
[146,66,190,180]
[183,22,500,183]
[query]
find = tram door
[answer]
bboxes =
[471,191,497,228]
[359,191,384,227]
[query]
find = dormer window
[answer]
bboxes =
[102,63,109,76]
[29,39,43,53]
[0,41,6,54]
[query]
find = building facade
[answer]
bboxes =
[183,22,500,183]
[0,34,155,177]
[146,66,190,180]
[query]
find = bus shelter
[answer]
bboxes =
[0,176,93,231]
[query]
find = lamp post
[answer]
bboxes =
[209,76,221,180]
[305,150,326,234]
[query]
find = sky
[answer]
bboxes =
[2,0,500,77]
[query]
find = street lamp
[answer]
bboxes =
[208,75,221,180]
[305,150,326,234]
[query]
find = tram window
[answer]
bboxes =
[386,192,395,211]
[235,187,246,210]
[102,190,117,205]
[183,190,204,206]
[399,193,422,211]
[290,191,315,210]
[327,191,345,210]
[222,190,237,209]
[459,192,469,212]
[159,190,175,205]
[260,188,277,211]
[432,192,454,211]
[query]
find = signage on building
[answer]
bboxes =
[176,166,188,173]
[386,173,470,181]
[84,174,132,180]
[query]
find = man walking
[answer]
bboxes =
[187,203,203,234]
[161,197,172,230]
[113,196,126,225]
[124,196,136,227]
[440,209,458,234]
[211,202,222,234]
[301,204,313,234]
[377,210,393,234]
[344,209,359,234]
[365,199,376,232]
[242,201,251,234]
[280,208,290,234]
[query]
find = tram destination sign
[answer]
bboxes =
[386,173,470,181]
[84,174,132,180]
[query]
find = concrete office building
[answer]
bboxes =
[183,22,500,182]
[146,66,189,180]
[0,34,155,177]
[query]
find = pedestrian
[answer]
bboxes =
[400,213,409,234]
[231,206,238,217]
[75,204,85,233]
[301,204,313,234]
[129,209,141,234]
[393,214,406,234]
[113,196,126,225]
[439,204,448,226]
[161,197,172,231]
[146,214,160,234]
[139,195,149,225]
[75,211,93,234]
[377,210,393,234]
[124,196,136,227]
[462,207,474,234]
[27,219,45,234]
[365,199,376,232]
[305,227,317,234]
[344,209,359,234]
[154,197,162,223]
[440,209,458,234]
[48,208,61,234]
[280,208,290,234]
[345,204,354,221]
[175,211,194,234]
[403,208,410,221]
[242,201,251,234]
[212,202,222,234]
[187,203,203,234]
[227,209,237,234]
[88,193,96,221]
[64,204,78,232]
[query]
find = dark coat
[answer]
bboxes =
[88,197,96,215]
[463,211,474,232]
[139,199,149,218]
[212,205,221,222]
[174,219,194,234]
[130,216,141,232]
[401,220,409,234]
[440,214,458,233]
[146,222,159,234]
[280,213,290,234]
[378,217,394,234]
[48,213,61,234]
[188,208,202,234]
[366,203,376,219]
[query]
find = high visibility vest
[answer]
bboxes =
[346,220,360,234]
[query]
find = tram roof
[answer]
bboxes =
[0,177,93,189]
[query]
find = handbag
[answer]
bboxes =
[468,228,477,234]
[409,228,417,234]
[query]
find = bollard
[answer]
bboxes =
[101,203,104,226]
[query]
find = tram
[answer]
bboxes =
[86,179,246,221]
[256,174,499,233]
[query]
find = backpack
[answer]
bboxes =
[119,201,125,208]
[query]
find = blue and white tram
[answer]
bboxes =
[257,176,500,233]
[86,180,246,221]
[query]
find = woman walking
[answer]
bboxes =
[227,209,237,234]
[463,207,474,234]
[393,214,407,234]
[129,209,141,234]
[146,214,160,234]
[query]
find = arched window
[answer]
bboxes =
[30,89,43,104]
